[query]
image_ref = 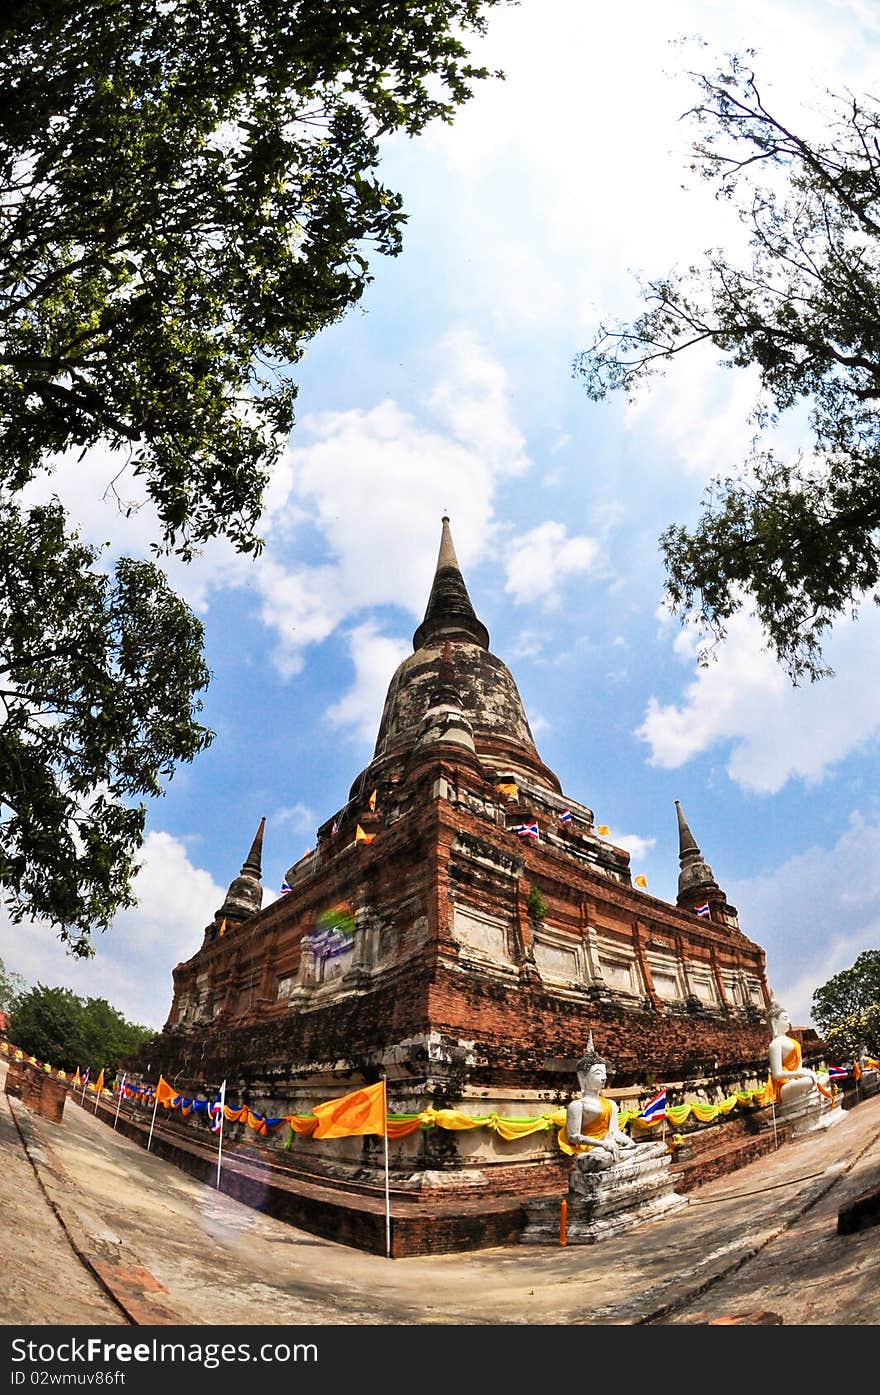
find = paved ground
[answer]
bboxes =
[2,1057,879,1346]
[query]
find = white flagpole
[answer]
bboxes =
[771,1100,779,1149]
[215,1080,227,1189]
[80,1072,89,1105]
[113,1074,127,1130]
[382,1076,391,1259]
[93,1078,101,1113]
[147,1089,160,1151]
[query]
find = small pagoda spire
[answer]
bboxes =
[241,815,266,879]
[215,816,266,924]
[675,800,701,858]
[412,516,490,652]
[675,800,720,907]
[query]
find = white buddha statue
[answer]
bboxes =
[763,998,845,1140]
[520,1039,686,1242]
[565,1046,640,1173]
[765,998,830,1108]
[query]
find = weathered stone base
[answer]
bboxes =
[4,1059,67,1123]
[520,1141,687,1244]
[777,1095,846,1140]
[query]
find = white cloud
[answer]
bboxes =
[20,332,535,731]
[271,803,316,834]
[251,557,348,677]
[244,330,529,690]
[504,521,601,607]
[637,605,880,792]
[427,328,529,475]
[19,439,259,617]
[510,630,547,660]
[625,348,765,482]
[407,0,876,343]
[593,827,655,863]
[0,832,223,1033]
[325,622,411,745]
[729,811,880,1028]
[528,711,550,738]
[613,832,657,862]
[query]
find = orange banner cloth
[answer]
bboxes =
[312,1081,387,1139]
[285,1115,320,1137]
[153,1075,178,1108]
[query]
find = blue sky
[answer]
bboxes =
[3,0,879,1037]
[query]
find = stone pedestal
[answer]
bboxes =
[856,1069,879,1101]
[520,1141,687,1244]
[775,1090,845,1140]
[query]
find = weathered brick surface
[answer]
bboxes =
[136,774,770,1096]
[5,1059,67,1123]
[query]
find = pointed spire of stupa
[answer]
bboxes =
[412,516,490,652]
[240,815,265,879]
[675,800,721,907]
[215,817,266,923]
[675,800,700,858]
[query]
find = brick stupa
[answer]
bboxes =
[140,517,772,1245]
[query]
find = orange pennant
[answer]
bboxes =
[153,1075,178,1109]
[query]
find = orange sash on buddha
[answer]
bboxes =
[767,1038,833,1101]
[573,1096,613,1143]
[764,1039,802,1103]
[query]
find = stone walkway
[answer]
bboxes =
[2,1060,879,1333]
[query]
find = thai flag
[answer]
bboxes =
[828,1065,848,1081]
[639,1087,667,1121]
[516,822,540,839]
[280,879,291,894]
[694,903,711,918]
[209,1081,226,1134]
[559,810,572,824]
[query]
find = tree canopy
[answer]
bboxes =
[0,1,504,949]
[6,981,153,1072]
[811,950,880,1054]
[1,499,211,953]
[574,54,880,683]
[1,0,504,559]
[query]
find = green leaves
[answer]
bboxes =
[574,55,880,682]
[6,981,153,1073]
[0,0,505,559]
[0,497,212,953]
[0,2,505,944]
[811,951,880,1053]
